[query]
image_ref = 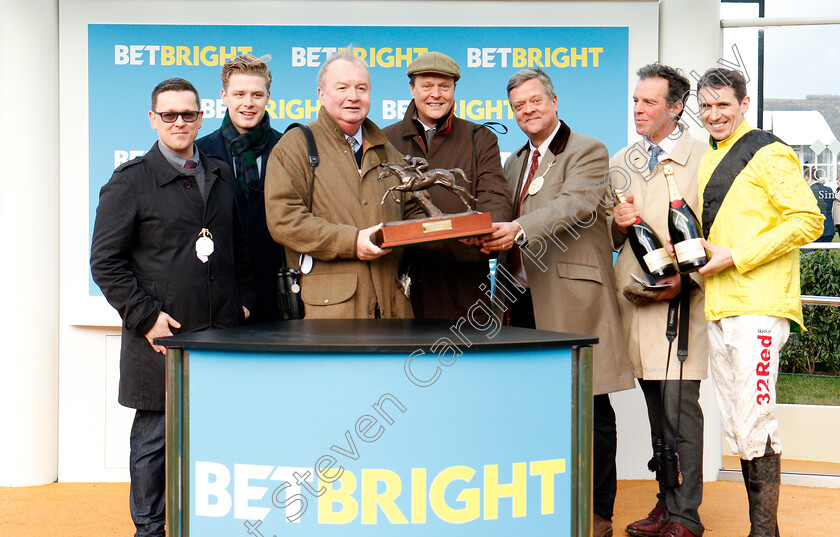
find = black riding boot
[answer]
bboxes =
[746,453,781,537]
[740,458,753,518]
[741,459,780,537]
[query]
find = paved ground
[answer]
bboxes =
[0,479,836,536]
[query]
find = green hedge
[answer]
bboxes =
[780,249,840,375]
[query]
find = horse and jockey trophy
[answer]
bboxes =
[373,155,494,248]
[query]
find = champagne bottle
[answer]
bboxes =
[613,189,677,279]
[664,164,708,272]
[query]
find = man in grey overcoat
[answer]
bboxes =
[481,68,634,537]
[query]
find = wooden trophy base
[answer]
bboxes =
[372,212,493,248]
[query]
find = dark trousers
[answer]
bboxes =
[639,379,705,536]
[593,393,617,520]
[129,409,166,537]
[507,288,535,329]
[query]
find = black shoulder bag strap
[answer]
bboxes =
[470,121,508,203]
[664,275,691,380]
[275,123,320,320]
[702,129,784,238]
[284,123,319,209]
[663,273,692,485]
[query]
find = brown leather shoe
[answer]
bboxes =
[660,521,699,537]
[594,513,614,537]
[626,506,670,537]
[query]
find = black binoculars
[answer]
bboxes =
[649,438,682,488]
[276,268,304,320]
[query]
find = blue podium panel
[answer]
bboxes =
[163,320,594,537]
[186,348,573,536]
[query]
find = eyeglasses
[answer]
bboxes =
[153,111,201,123]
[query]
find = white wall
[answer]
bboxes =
[48,0,720,483]
[0,0,60,487]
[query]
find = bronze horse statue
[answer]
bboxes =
[378,155,477,218]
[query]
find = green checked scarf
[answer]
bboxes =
[220,110,273,191]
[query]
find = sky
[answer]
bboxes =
[722,0,840,99]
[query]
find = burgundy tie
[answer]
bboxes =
[184,160,197,169]
[510,149,541,276]
[515,149,540,218]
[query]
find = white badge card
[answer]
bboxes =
[528,175,544,196]
[195,228,214,263]
[299,254,313,274]
[527,161,554,197]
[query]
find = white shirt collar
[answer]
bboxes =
[346,127,363,149]
[643,124,682,158]
[413,110,436,132]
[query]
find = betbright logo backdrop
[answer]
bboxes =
[88,24,628,293]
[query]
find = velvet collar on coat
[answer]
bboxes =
[514,119,571,158]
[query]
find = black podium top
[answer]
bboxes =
[157,319,597,354]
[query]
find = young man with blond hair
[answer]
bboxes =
[197,53,285,322]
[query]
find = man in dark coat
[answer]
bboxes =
[196,54,284,321]
[803,167,835,242]
[90,78,254,537]
[383,51,512,321]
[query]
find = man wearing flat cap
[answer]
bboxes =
[384,51,512,322]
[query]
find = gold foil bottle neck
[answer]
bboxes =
[612,188,628,204]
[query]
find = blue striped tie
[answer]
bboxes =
[649,145,663,171]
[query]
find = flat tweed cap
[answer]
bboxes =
[407,51,461,81]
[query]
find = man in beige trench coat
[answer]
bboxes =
[265,49,423,319]
[481,68,635,537]
[611,64,708,537]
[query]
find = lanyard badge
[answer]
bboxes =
[195,228,214,263]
